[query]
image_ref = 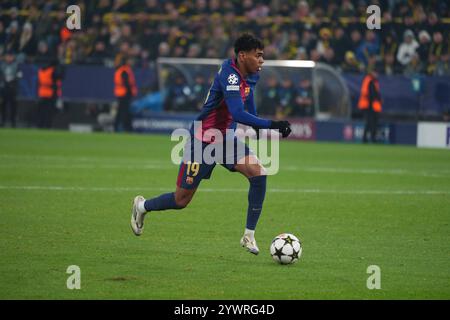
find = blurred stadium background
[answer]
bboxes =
[0,0,449,147]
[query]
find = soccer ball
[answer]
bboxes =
[270,233,302,265]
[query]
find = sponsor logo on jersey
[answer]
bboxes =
[226,85,240,91]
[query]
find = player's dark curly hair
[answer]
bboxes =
[234,33,264,55]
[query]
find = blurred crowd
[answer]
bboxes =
[0,0,449,76]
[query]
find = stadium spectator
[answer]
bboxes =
[399,16,420,40]
[165,74,191,112]
[349,29,362,53]
[259,77,279,116]
[355,30,380,68]
[5,20,20,54]
[416,30,431,64]
[0,0,448,78]
[295,47,308,61]
[158,41,170,57]
[294,0,310,20]
[316,28,332,57]
[379,31,399,75]
[425,12,442,35]
[341,51,363,73]
[309,49,322,63]
[18,22,36,60]
[186,43,202,58]
[299,28,316,57]
[338,0,355,17]
[0,22,6,52]
[190,74,209,111]
[34,40,51,65]
[381,11,396,37]
[404,53,425,76]
[135,49,150,69]
[58,38,79,65]
[88,41,109,65]
[114,41,131,68]
[0,52,21,127]
[331,26,350,67]
[322,47,336,65]
[396,30,419,68]
[428,31,449,75]
[293,78,314,117]
[276,78,295,118]
[380,50,398,76]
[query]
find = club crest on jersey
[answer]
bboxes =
[186,176,194,185]
[245,87,250,96]
[227,73,239,85]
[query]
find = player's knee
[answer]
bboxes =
[175,199,188,209]
[174,193,193,209]
[247,164,266,178]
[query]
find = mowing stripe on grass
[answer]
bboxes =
[0,185,449,195]
[1,162,450,178]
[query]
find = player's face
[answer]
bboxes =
[243,49,264,74]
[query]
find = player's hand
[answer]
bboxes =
[270,120,292,138]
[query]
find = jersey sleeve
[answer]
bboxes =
[225,95,271,128]
[219,65,270,128]
[218,66,242,98]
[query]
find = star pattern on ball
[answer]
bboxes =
[290,249,299,260]
[273,246,284,261]
[284,235,294,245]
[271,234,302,265]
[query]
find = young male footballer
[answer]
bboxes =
[131,34,292,255]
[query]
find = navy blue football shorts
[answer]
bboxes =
[176,136,253,189]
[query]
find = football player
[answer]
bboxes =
[131,34,291,255]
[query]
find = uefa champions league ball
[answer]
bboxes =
[270,233,302,265]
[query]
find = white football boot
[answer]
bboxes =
[240,235,260,255]
[131,195,146,236]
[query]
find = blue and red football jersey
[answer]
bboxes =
[192,59,271,142]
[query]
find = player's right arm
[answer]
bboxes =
[225,95,271,128]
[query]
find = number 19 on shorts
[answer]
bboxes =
[186,161,200,177]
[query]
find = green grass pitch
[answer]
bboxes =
[0,128,449,299]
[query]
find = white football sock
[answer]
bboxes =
[245,228,255,241]
[137,199,147,214]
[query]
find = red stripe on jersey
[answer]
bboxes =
[176,162,186,187]
[195,100,233,142]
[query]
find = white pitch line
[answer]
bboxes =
[2,154,450,178]
[284,166,450,178]
[1,162,449,178]
[0,185,449,195]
